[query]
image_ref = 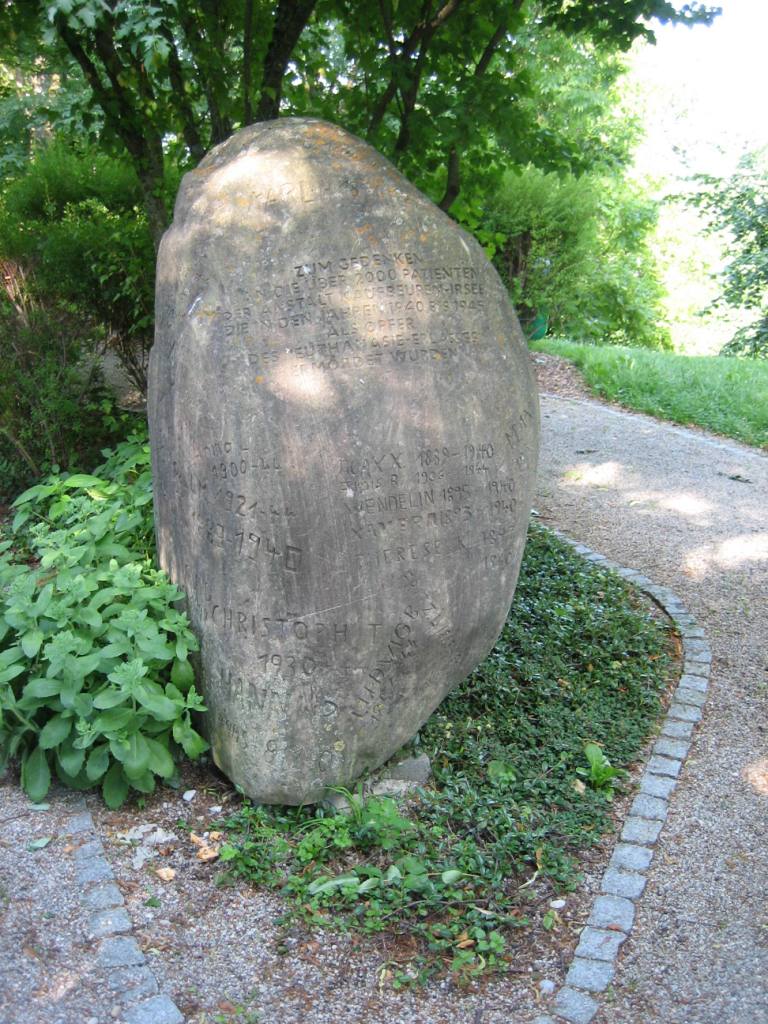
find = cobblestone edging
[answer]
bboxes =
[535,530,711,1024]
[68,803,184,1024]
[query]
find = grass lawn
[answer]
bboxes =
[533,339,768,449]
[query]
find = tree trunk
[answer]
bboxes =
[256,0,318,120]
[55,15,169,251]
[242,0,255,124]
[439,147,460,211]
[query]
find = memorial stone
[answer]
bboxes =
[148,119,539,804]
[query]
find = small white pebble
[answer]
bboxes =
[208,805,223,814]
[182,790,197,802]
[549,899,566,909]
[539,979,556,995]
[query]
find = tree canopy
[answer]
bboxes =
[0,0,720,245]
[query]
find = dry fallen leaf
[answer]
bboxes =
[208,831,223,842]
[189,832,206,848]
[572,779,587,795]
[155,866,176,882]
[195,844,220,863]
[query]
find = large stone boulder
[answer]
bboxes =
[148,119,539,804]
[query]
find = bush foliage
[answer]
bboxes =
[0,142,157,391]
[0,261,137,502]
[486,166,670,348]
[691,148,768,359]
[0,432,208,807]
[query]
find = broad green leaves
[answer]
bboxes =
[21,745,51,804]
[0,431,208,807]
[102,760,129,809]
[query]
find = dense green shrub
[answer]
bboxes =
[0,142,156,391]
[0,266,137,502]
[486,166,670,349]
[690,149,768,359]
[0,432,208,807]
[721,316,768,359]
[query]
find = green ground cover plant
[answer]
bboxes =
[0,431,207,806]
[534,338,768,449]
[215,526,673,985]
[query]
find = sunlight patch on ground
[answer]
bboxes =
[621,490,715,522]
[562,461,622,487]
[743,758,768,797]
[626,493,716,524]
[684,533,768,577]
[655,493,714,519]
[560,460,717,524]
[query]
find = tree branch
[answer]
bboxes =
[242,0,255,124]
[54,13,168,248]
[176,4,231,143]
[474,14,510,78]
[438,10,516,211]
[159,25,205,161]
[256,0,318,120]
[367,0,466,137]
[439,145,460,211]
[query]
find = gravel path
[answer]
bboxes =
[536,392,768,1024]
[2,367,766,1023]
[0,784,106,1024]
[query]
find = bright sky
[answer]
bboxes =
[630,0,768,181]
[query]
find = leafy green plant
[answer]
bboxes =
[486,166,670,349]
[577,742,627,798]
[0,431,208,806]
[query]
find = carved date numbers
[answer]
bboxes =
[203,519,302,572]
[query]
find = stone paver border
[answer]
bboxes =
[68,800,184,1023]
[534,528,711,1024]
